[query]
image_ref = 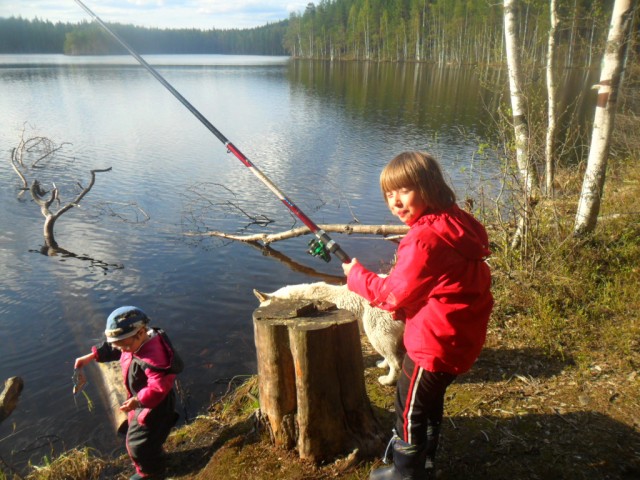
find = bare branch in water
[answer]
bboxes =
[188,224,408,245]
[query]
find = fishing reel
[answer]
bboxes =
[307,239,331,263]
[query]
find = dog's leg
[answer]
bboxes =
[376,358,389,369]
[377,358,400,386]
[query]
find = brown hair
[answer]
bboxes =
[380,151,456,211]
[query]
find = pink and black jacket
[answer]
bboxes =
[93,328,179,427]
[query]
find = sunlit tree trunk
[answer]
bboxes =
[504,0,539,247]
[545,0,560,197]
[566,0,578,67]
[574,0,636,236]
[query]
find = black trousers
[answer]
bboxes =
[126,391,178,476]
[395,354,456,445]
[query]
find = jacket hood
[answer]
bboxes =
[415,205,490,260]
[135,332,172,370]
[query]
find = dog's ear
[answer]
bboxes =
[253,289,270,303]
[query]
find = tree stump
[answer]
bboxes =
[253,299,384,463]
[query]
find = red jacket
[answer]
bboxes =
[347,205,493,375]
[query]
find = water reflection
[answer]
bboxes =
[32,244,124,272]
[288,61,501,134]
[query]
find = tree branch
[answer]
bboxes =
[10,148,28,190]
[53,167,112,219]
[187,224,409,245]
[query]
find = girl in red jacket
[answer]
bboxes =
[342,152,493,479]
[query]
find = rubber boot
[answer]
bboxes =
[423,424,441,472]
[369,435,431,480]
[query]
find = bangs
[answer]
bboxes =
[379,151,456,211]
[379,157,417,194]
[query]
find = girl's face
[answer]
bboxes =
[385,187,428,225]
[112,328,146,352]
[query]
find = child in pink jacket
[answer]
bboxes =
[343,152,493,479]
[75,306,181,480]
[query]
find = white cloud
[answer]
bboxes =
[0,0,309,29]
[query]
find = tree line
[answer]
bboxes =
[1,1,625,64]
[284,0,617,66]
[0,16,288,55]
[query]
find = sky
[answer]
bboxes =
[0,0,310,30]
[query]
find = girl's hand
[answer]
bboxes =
[342,258,359,277]
[119,396,140,412]
[74,352,96,369]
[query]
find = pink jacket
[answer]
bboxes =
[347,205,493,375]
[93,331,176,423]
[119,333,176,408]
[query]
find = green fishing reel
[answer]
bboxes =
[307,239,331,262]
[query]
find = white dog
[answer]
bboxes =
[254,282,405,386]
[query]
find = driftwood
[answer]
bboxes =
[94,363,129,434]
[30,168,112,248]
[188,223,409,245]
[8,131,113,248]
[253,298,384,463]
[0,376,24,424]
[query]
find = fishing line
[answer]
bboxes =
[74,0,350,263]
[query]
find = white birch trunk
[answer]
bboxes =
[574,0,635,236]
[504,0,539,247]
[545,0,560,197]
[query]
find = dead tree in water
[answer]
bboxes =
[9,129,111,248]
[30,168,112,248]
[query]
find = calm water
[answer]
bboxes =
[0,54,590,468]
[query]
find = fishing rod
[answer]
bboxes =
[74,0,350,264]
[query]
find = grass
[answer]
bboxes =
[8,159,640,479]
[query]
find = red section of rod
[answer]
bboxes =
[226,142,320,233]
[225,142,253,168]
[280,201,320,233]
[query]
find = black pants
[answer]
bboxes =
[395,354,456,445]
[126,391,178,476]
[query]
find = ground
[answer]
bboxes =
[85,330,638,480]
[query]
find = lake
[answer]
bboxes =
[0,54,593,469]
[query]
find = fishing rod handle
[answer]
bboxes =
[317,231,351,263]
[333,248,351,264]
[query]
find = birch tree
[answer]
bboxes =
[545,0,559,197]
[574,0,636,236]
[504,0,539,247]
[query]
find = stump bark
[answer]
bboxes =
[253,299,384,463]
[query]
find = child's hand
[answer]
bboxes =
[120,396,140,412]
[342,258,359,276]
[74,352,96,369]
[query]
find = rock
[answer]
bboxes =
[0,376,24,423]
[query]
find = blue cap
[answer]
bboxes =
[105,306,150,342]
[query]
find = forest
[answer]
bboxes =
[0,0,627,65]
[284,0,619,65]
[0,16,288,55]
